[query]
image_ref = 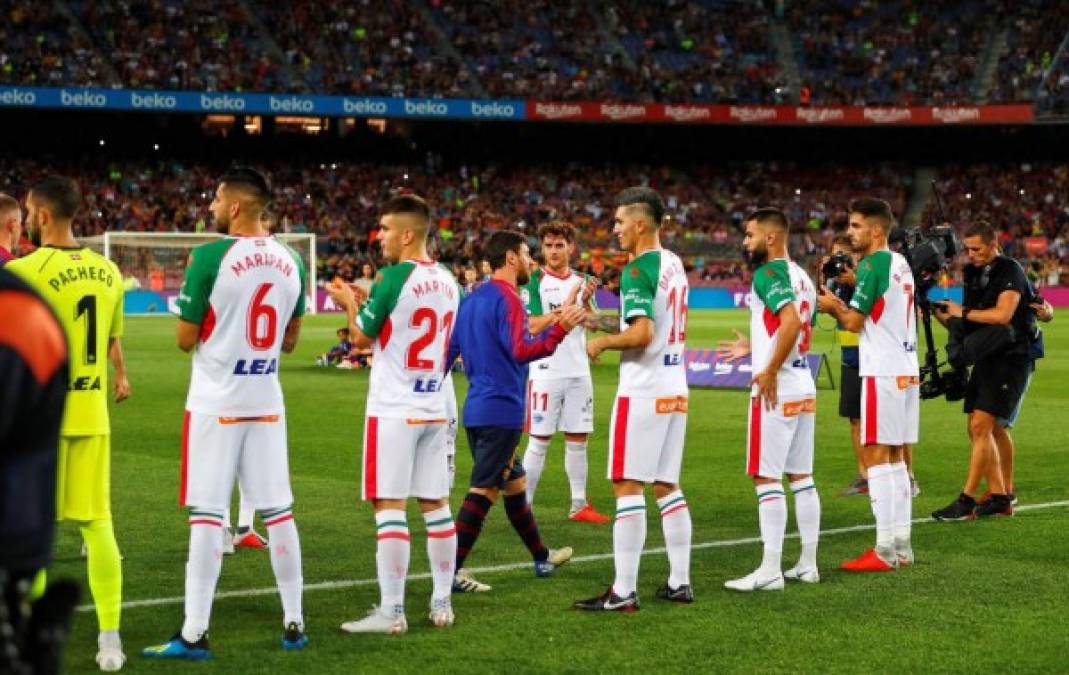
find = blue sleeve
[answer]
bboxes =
[498,288,566,364]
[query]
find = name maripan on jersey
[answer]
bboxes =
[229,251,295,278]
[46,264,115,293]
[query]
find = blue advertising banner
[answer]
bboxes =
[0,86,526,121]
[685,348,827,389]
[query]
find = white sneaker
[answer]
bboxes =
[452,568,492,593]
[724,569,785,592]
[895,539,914,566]
[96,632,126,671]
[428,596,455,627]
[222,528,235,555]
[783,564,820,584]
[340,606,407,635]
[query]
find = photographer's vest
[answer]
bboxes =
[848,249,920,377]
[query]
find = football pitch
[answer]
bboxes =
[56,309,1069,673]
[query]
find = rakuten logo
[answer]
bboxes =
[343,98,388,115]
[862,108,911,123]
[933,107,980,123]
[61,89,107,107]
[471,101,516,117]
[795,107,845,123]
[728,106,776,122]
[200,94,246,111]
[404,99,449,116]
[0,88,36,105]
[131,92,177,109]
[270,96,314,113]
[533,102,583,119]
[663,105,711,122]
[600,103,647,120]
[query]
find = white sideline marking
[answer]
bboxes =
[76,500,1069,613]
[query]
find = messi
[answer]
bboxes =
[233,358,279,375]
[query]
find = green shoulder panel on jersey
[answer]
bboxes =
[753,259,794,313]
[280,241,308,318]
[849,249,892,316]
[175,239,237,325]
[621,250,660,322]
[357,261,416,339]
[520,268,543,315]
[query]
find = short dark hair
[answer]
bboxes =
[381,194,430,223]
[746,206,789,231]
[615,186,665,228]
[538,220,576,243]
[963,221,996,244]
[31,176,81,220]
[484,230,527,270]
[848,197,895,230]
[832,233,853,248]
[220,166,271,205]
[0,192,19,218]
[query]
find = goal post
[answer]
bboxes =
[90,232,317,315]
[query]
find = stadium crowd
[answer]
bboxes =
[4,0,1069,109]
[0,157,912,289]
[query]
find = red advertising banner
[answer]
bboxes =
[524,102,1035,126]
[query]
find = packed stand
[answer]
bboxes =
[1,157,910,288]
[789,0,998,106]
[991,0,1069,105]
[607,0,782,103]
[252,0,472,98]
[924,162,1069,283]
[68,0,287,92]
[0,1,113,87]
[428,0,628,100]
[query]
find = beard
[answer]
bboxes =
[214,216,229,234]
[516,268,530,286]
[743,244,768,269]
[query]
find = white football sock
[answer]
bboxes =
[264,507,303,628]
[890,461,912,544]
[564,440,589,503]
[237,492,256,532]
[612,495,646,597]
[790,477,821,568]
[756,483,786,577]
[522,437,550,503]
[656,490,691,588]
[375,509,409,610]
[423,506,457,601]
[182,513,225,643]
[867,463,896,555]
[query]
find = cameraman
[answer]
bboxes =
[931,223,1033,520]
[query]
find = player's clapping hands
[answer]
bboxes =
[326,277,368,310]
[557,304,587,333]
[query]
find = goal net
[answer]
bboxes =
[79,232,318,315]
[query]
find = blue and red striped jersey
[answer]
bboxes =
[448,279,566,428]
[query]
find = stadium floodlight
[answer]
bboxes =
[78,231,318,315]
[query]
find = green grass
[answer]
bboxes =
[55,310,1069,673]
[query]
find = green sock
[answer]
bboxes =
[80,519,123,631]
